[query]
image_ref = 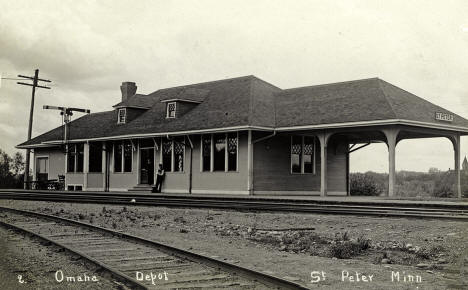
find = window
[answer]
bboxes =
[174,137,184,172]
[303,137,314,173]
[202,135,211,172]
[162,139,172,172]
[89,142,102,173]
[76,143,84,173]
[227,133,238,171]
[124,142,132,172]
[166,102,176,118]
[113,141,132,172]
[114,143,123,172]
[201,133,238,172]
[291,135,316,174]
[291,136,302,173]
[67,144,84,173]
[161,137,185,172]
[118,108,126,124]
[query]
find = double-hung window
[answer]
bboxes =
[161,137,185,172]
[113,140,132,173]
[67,144,84,173]
[291,136,315,174]
[117,108,126,124]
[201,132,238,172]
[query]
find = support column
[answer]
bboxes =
[31,150,36,182]
[318,132,332,196]
[247,130,253,195]
[382,128,400,197]
[83,142,89,190]
[102,143,107,191]
[449,134,462,199]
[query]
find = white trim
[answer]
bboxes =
[161,98,202,104]
[29,125,273,146]
[192,189,250,195]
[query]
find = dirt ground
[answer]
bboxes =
[0,199,467,289]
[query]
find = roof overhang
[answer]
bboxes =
[17,119,468,149]
[112,105,151,110]
[160,98,203,104]
[275,119,468,134]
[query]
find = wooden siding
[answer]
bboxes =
[253,133,347,193]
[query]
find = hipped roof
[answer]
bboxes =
[18,76,468,148]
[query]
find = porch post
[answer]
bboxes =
[83,142,89,190]
[102,143,107,191]
[450,134,462,199]
[247,130,253,195]
[32,150,36,182]
[382,128,399,197]
[318,132,332,196]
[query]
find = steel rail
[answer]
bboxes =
[0,191,467,220]
[0,206,309,290]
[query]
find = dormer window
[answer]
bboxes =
[118,108,126,124]
[166,102,176,118]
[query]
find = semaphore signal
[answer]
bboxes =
[42,105,91,146]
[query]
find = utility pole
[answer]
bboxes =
[17,69,51,189]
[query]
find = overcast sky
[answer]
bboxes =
[1,0,467,173]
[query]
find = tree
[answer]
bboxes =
[12,152,25,176]
[0,148,25,189]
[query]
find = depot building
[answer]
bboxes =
[17,76,468,197]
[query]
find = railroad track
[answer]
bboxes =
[0,190,467,220]
[0,206,307,290]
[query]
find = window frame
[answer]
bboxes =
[66,144,84,173]
[166,102,177,118]
[117,108,126,124]
[290,135,316,175]
[200,132,238,173]
[113,140,133,173]
[160,137,185,173]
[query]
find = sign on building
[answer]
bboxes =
[435,112,454,122]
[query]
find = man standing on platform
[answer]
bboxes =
[154,163,165,193]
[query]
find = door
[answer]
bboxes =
[140,148,154,184]
[36,157,49,181]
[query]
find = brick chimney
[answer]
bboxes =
[120,82,137,102]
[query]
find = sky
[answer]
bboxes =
[0,0,468,173]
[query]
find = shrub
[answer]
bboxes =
[330,235,371,259]
[350,173,383,196]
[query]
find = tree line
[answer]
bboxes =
[0,148,25,188]
[350,168,467,198]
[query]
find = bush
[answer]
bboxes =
[330,235,371,259]
[350,173,383,196]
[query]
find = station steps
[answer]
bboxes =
[128,184,154,193]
